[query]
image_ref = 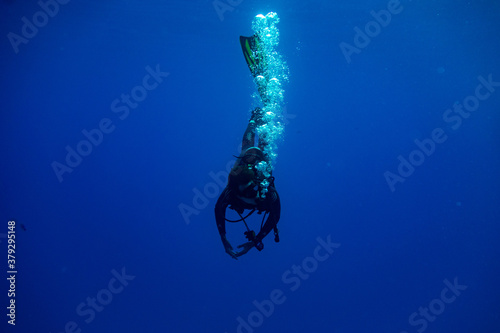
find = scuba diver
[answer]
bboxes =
[215,33,281,259]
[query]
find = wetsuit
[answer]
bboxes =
[215,147,281,250]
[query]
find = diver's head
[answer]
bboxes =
[232,166,255,185]
[242,147,265,164]
[229,147,268,189]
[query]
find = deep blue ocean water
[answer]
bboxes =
[1,0,499,332]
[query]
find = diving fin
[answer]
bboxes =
[240,35,268,104]
[240,35,263,78]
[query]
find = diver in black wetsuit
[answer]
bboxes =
[215,30,284,259]
[215,107,281,259]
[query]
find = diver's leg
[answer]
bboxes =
[258,133,267,151]
[257,81,269,106]
[242,107,267,150]
[241,118,256,151]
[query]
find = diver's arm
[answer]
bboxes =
[215,187,237,259]
[255,189,281,245]
[235,189,280,257]
[215,187,230,236]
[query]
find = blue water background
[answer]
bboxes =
[1,0,499,332]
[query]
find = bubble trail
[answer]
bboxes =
[250,12,289,194]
